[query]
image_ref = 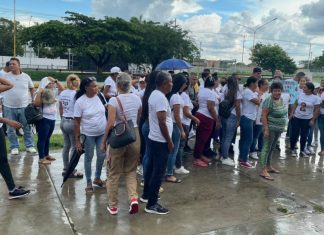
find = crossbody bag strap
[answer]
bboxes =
[116,96,127,123]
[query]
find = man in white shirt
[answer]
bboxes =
[2,58,36,155]
[141,71,173,215]
[103,66,121,100]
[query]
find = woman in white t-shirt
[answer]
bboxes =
[175,78,200,174]
[58,74,82,177]
[194,76,220,167]
[165,74,187,183]
[34,76,64,165]
[220,75,242,166]
[317,80,324,156]
[239,77,261,169]
[289,82,320,157]
[74,77,107,193]
[100,73,142,215]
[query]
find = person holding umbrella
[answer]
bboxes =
[74,77,107,193]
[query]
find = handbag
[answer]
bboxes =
[108,96,136,148]
[24,104,43,124]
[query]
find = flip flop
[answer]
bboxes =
[259,174,274,181]
[165,177,182,183]
[268,169,280,174]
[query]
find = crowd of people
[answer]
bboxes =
[1,57,324,216]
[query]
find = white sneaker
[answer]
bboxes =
[136,165,143,176]
[307,146,315,155]
[221,158,235,166]
[300,151,309,158]
[174,166,190,174]
[249,152,258,160]
[26,147,37,154]
[304,148,311,155]
[11,148,19,155]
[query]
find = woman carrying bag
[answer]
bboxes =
[101,73,142,215]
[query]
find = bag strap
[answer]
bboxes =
[116,96,128,123]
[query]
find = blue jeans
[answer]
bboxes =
[60,118,75,170]
[239,115,254,162]
[84,134,106,184]
[35,118,55,159]
[221,114,237,159]
[250,124,263,152]
[142,139,169,207]
[3,106,34,150]
[166,123,180,176]
[318,115,324,151]
[141,120,150,180]
[176,124,189,168]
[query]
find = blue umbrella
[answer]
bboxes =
[155,58,193,71]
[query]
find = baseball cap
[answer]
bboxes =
[110,66,121,74]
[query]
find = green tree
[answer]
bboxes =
[250,43,297,76]
[311,51,324,70]
[0,18,24,56]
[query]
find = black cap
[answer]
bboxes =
[253,67,262,73]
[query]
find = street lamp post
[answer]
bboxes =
[13,0,16,57]
[237,17,278,49]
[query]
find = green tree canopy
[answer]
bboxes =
[19,12,199,73]
[250,43,297,76]
[0,18,24,56]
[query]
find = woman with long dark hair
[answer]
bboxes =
[220,75,241,166]
[165,74,187,182]
[74,77,107,193]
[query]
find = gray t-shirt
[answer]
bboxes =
[2,72,34,108]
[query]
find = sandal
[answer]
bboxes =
[194,159,208,167]
[38,159,51,165]
[93,178,105,188]
[259,174,274,181]
[45,155,56,161]
[268,168,280,174]
[165,176,182,183]
[85,184,94,194]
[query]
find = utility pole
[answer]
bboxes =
[13,0,16,57]
[241,34,246,63]
[307,43,312,69]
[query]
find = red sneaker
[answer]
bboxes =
[129,198,139,214]
[107,206,118,215]
[193,159,208,167]
[200,156,212,164]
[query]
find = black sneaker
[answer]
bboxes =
[9,187,30,199]
[140,194,160,203]
[145,203,169,215]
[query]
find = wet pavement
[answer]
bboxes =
[1,134,324,235]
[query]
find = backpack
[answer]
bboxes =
[24,104,42,124]
[218,99,234,119]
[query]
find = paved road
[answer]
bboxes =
[1,136,324,235]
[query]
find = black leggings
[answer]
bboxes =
[0,127,15,191]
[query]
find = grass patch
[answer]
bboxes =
[313,205,324,213]
[277,206,288,214]
[5,133,64,152]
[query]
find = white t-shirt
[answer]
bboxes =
[281,92,290,109]
[242,88,259,120]
[294,93,320,119]
[0,95,3,128]
[42,103,57,120]
[0,69,7,78]
[214,89,220,114]
[148,90,173,143]
[136,89,145,99]
[58,89,76,118]
[181,92,193,126]
[221,85,243,116]
[104,76,117,97]
[74,95,107,136]
[2,72,34,108]
[170,93,184,123]
[197,87,217,119]
[320,93,324,115]
[108,94,142,128]
[256,93,270,125]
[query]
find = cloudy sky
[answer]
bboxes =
[1,0,323,64]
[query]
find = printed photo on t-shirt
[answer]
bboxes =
[300,102,306,112]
